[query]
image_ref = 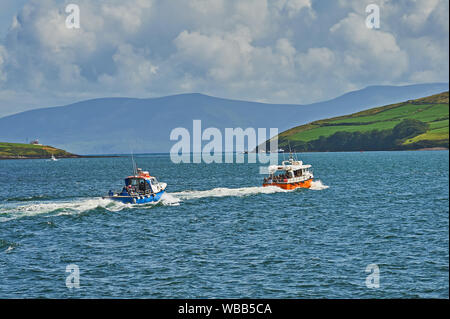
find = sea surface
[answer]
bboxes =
[0,151,448,298]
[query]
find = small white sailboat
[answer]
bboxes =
[50,154,58,161]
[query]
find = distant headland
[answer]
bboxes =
[266,91,449,152]
[0,141,81,159]
[0,141,120,160]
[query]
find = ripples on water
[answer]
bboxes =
[0,151,448,298]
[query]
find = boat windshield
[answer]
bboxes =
[294,169,303,177]
[125,178,144,186]
[271,171,291,179]
[125,177,152,192]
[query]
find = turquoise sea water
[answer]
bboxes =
[0,151,448,298]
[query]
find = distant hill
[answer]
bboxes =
[0,142,80,159]
[0,83,447,154]
[266,92,449,152]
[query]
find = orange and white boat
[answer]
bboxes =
[262,156,314,190]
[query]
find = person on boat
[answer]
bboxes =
[127,185,134,195]
[139,180,145,192]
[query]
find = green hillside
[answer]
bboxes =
[270,92,449,151]
[0,142,80,159]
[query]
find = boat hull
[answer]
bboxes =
[263,178,312,190]
[105,190,165,204]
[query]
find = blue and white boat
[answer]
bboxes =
[104,168,167,204]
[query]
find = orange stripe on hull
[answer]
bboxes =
[263,179,312,190]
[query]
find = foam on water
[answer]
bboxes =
[0,182,328,221]
[171,181,329,201]
[171,186,289,200]
[0,193,183,221]
[0,197,125,222]
[160,193,181,206]
[310,180,329,190]
[5,246,14,253]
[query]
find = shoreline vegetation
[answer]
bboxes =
[0,142,79,160]
[264,91,449,152]
[0,142,120,160]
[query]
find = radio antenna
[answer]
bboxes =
[130,150,137,175]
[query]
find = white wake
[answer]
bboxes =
[171,181,329,201]
[0,197,123,222]
[171,186,290,200]
[1,181,328,222]
[310,180,329,190]
[0,194,185,222]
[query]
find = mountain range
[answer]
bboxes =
[0,82,448,154]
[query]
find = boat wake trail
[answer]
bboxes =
[159,193,181,206]
[0,198,128,222]
[310,180,329,190]
[0,194,183,222]
[0,183,329,222]
[170,181,329,201]
[171,186,289,200]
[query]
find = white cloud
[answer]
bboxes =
[275,0,313,18]
[402,0,441,33]
[410,70,443,83]
[99,44,158,90]
[403,35,449,84]
[330,12,408,80]
[430,0,450,34]
[58,63,82,85]
[101,0,153,34]
[297,47,335,76]
[232,0,269,38]
[188,0,224,15]
[173,29,253,82]
[0,45,7,84]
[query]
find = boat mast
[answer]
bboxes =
[287,141,294,161]
[131,151,137,176]
[287,140,299,161]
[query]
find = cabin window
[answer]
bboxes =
[270,172,289,180]
[126,178,143,186]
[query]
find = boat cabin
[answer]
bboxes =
[122,169,159,195]
[125,177,153,192]
[105,165,167,203]
[264,158,313,184]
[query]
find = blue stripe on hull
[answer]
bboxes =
[110,190,165,204]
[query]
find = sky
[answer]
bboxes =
[0,0,448,117]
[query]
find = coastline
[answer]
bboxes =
[2,148,448,160]
[414,147,449,151]
[0,154,122,160]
